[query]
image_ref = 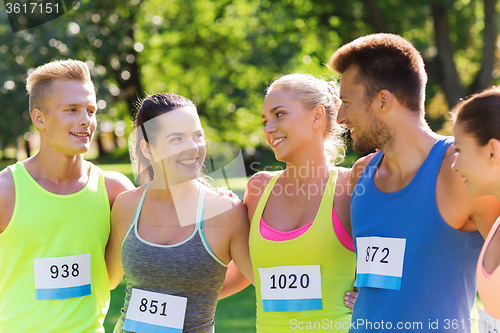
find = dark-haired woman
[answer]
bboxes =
[451,86,500,326]
[106,93,253,333]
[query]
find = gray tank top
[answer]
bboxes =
[114,184,228,333]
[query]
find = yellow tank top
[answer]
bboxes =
[0,161,110,333]
[249,170,356,332]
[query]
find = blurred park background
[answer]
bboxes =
[1,0,498,331]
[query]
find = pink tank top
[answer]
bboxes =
[476,218,500,318]
[260,208,354,252]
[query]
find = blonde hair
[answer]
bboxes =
[267,73,345,165]
[26,59,92,113]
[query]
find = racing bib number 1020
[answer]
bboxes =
[355,237,406,290]
[258,265,322,312]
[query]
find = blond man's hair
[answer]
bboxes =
[26,59,92,113]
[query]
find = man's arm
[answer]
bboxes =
[438,147,500,237]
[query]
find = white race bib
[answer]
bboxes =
[258,265,322,312]
[34,253,91,300]
[478,308,500,333]
[355,237,406,290]
[122,288,187,332]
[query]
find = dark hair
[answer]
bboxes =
[131,93,196,184]
[329,33,427,114]
[451,86,500,146]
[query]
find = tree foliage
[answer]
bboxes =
[0,0,499,158]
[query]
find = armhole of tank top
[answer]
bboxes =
[332,209,355,252]
[198,186,228,267]
[351,151,383,203]
[94,165,111,223]
[251,171,283,235]
[0,164,19,238]
[329,169,355,252]
[481,219,500,277]
[122,182,151,249]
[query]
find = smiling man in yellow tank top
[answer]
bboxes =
[0,59,134,332]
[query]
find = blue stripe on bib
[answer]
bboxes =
[35,284,91,300]
[262,298,323,312]
[122,319,183,333]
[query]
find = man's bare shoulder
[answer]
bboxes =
[102,170,136,208]
[439,144,467,189]
[0,167,15,199]
[0,167,15,232]
[438,144,500,234]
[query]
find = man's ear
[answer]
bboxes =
[377,89,393,114]
[31,108,46,130]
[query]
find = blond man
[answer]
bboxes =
[0,60,134,332]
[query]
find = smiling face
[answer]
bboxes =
[36,80,97,156]
[452,122,494,197]
[142,106,206,185]
[262,89,316,162]
[338,66,390,153]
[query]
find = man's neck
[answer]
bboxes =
[23,150,89,189]
[379,115,442,180]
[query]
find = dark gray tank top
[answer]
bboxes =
[114,184,228,333]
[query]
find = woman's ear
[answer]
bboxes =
[31,108,46,130]
[488,138,500,165]
[312,105,326,130]
[140,139,153,161]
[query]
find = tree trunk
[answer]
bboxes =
[25,139,30,158]
[470,0,498,94]
[431,3,465,107]
[362,0,389,32]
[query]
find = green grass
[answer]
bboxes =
[98,163,135,184]
[215,286,257,332]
